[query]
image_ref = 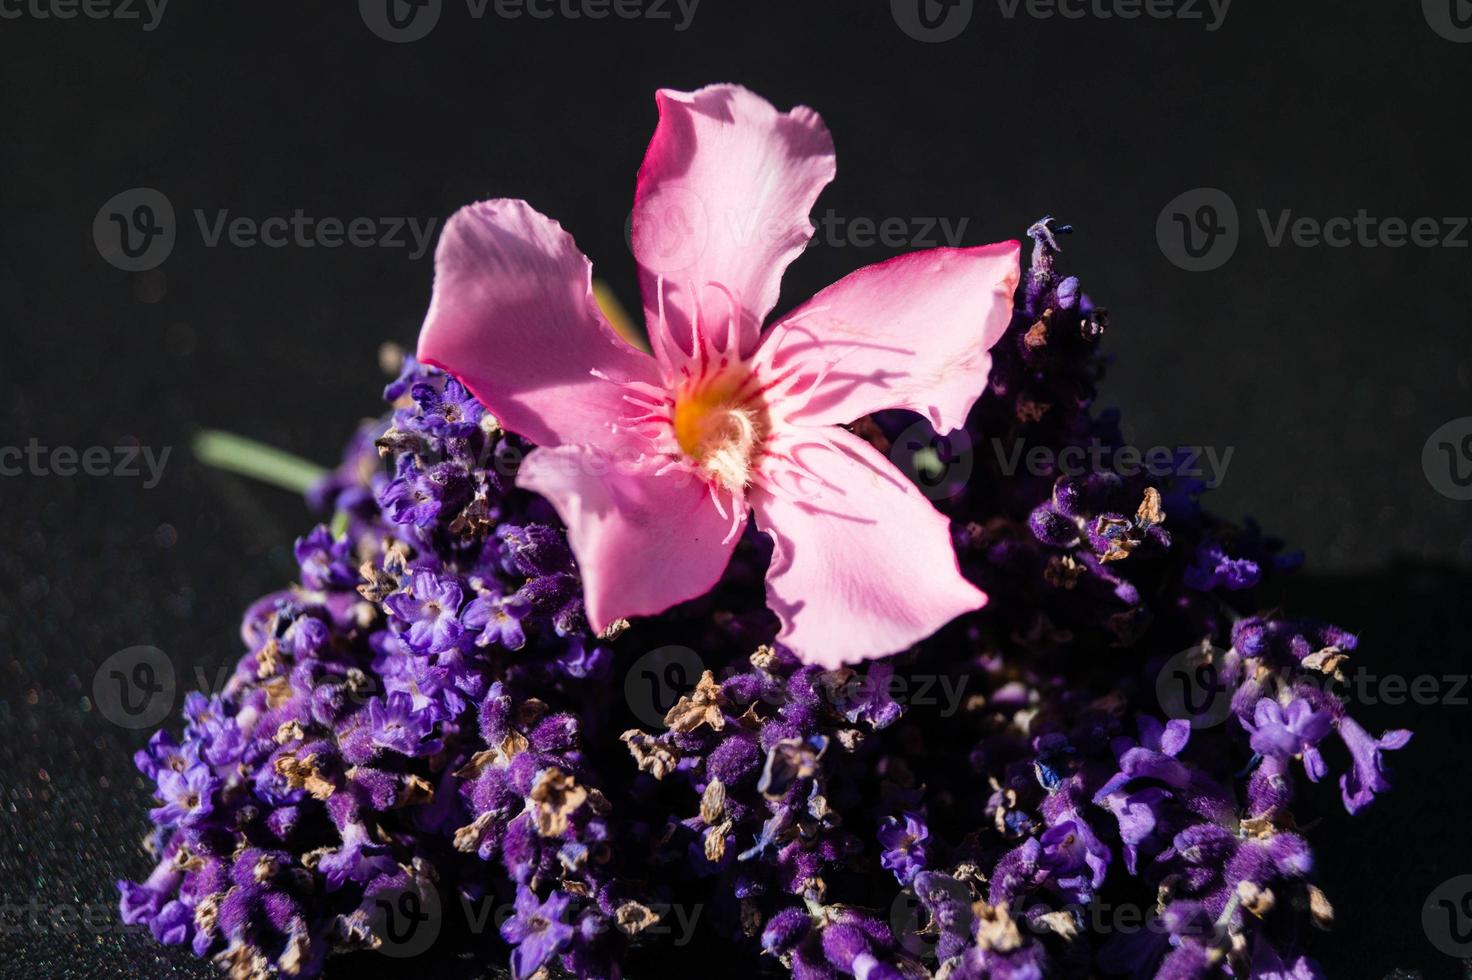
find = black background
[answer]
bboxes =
[2,1,1471,977]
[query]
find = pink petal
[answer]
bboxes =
[756,242,1021,433]
[418,199,658,448]
[750,427,986,668]
[632,84,835,363]
[516,446,740,632]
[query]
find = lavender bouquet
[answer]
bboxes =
[118,84,1408,980]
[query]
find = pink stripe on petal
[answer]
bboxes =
[758,242,1021,433]
[516,446,741,633]
[750,427,986,668]
[418,199,659,449]
[632,84,836,363]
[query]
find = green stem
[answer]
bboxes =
[193,429,328,495]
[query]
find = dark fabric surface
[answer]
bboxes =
[3,1,1472,977]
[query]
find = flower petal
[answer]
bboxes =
[756,242,1021,433]
[632,84,835,362]
[417,199,658,448]
[516,446,740,631]
[750,427,985,667]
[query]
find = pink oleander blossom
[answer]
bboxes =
[417,83,1019,667]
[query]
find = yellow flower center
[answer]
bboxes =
[671,367,768,494]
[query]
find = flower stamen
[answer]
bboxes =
[672,365,769,494]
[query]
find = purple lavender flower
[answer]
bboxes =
[411,376,484,437]
[498,523,574,576]
[318,822,397,891]
[181,692,246,768]
[1183,539,1262,591]
[117,212,1411,980]
[876,812,930,886]
[149,764,217,828]
[500,886,575,980]
[463,590,531,650]
[1245,696,1332,780]
[365,691,445,757]
[118,861,179,926]
[1336,715,1412,814]
[384,352,422,400]
[293,524,357,591]
[761,906,811,955]
[379,456,466,528]
[133,728,191,780]
[1038,816,1109,901]
[283,613,329,656]
[385,571,466,654]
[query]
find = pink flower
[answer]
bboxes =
[417,84,1019,668]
